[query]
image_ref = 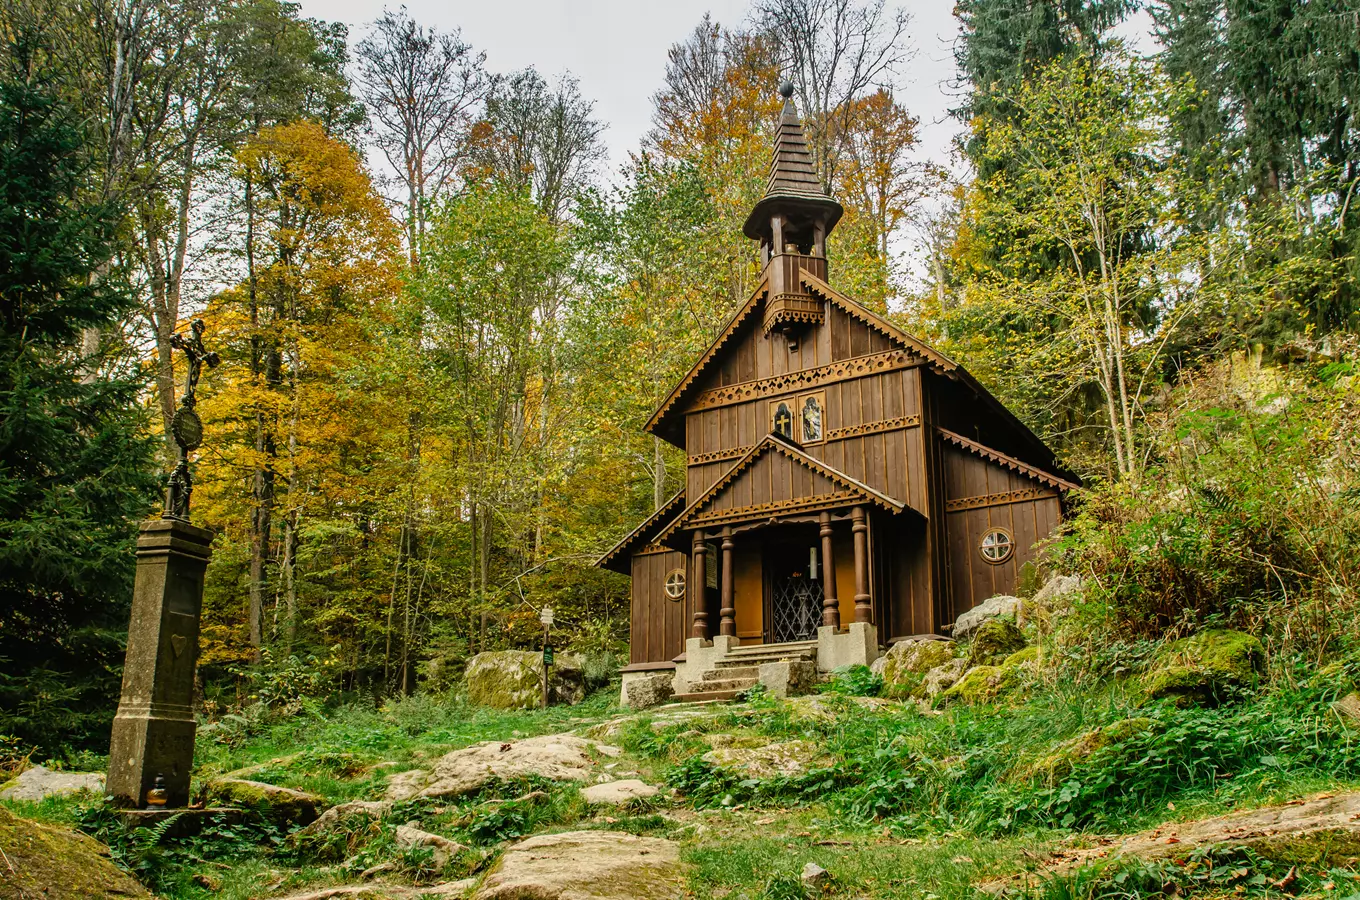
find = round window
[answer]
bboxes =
[663,569,686,601]
[979,528,1015,564]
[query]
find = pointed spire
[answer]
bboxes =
[742,83,843,241]
[766,81,828,201]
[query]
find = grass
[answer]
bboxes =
[5,652,1360,900]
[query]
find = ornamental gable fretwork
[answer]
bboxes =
[687,349,921,414]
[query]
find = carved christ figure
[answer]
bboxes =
[169,318,220,408]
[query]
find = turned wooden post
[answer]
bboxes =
[851,505,871,624]
[719,527,736,637]
[819,511,839,628]
[691,530,709,640]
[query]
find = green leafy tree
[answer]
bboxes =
[0,35,161,756]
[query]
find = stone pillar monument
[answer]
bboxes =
[107,320,218,809]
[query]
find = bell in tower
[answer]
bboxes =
[747,82,844,342]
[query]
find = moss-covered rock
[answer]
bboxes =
[464,650,586,710]
[939,665,1009,705]
[1020,717,1155,785]
[881,639,957,698]
[940,646,1039,706]
[967,619,1027,667]
[0,805,150,899]
[205,778,323,825]
[1141,629,1266,706]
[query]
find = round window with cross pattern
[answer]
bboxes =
[663,569,686,601]
[979,528,1015,565]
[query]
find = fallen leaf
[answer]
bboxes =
[1273,866,1298,891]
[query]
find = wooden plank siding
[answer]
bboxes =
[629,550,689,666]
[941,444,1061,621]
[684,306,927,514]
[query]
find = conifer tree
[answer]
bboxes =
[0,33,161,755]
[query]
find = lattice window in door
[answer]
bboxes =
[772,575,824,643]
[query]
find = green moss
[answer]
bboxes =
[0,805,150,899]
[1019,717,1155,785]
[206,778,322,825]
[939,665,1009,705]
[1001,646,1039,669]
[882,641,958,700]
[1141,629,1266,706]
[967,620,1027,667]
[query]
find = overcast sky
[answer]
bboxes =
[295,0,970,175]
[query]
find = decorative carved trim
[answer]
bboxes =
[826,414,920,442]
[945,487,1058,512]
[689,349,920,413]
[689,492,862,529]
[937,427,1080,491]
[687,446,751,467]
[763,293,824,334]
[635,544,675,556]
[657,434,904,543]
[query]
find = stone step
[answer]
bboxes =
[667,688,744,704]
[694,677,757,693]
[714,652,815,669]
[727,641,818,657]
[702,665,758,681]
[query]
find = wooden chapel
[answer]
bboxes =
[600,83,1078,683]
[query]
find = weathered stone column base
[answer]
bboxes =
[107,710,197,808]
[816,622,880,673]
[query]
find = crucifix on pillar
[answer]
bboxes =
[107,320,218,810]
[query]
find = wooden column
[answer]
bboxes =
[691,530,709,640]
[719,527,736,637]
[851,506,872,624]
[819,511,839,628]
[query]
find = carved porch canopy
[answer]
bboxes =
[654,433,905,546]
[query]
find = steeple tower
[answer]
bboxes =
[746,83,843,341]
[743,82,843,254]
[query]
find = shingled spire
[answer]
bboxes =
[742,82,843,243]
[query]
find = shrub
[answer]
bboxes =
[1051,363,1360,654]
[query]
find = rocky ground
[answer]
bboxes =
[5,597,1360,899]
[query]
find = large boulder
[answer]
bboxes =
[1031,574,1081,608]
[881,639,957,698]
[940,647,1038,706]
[465,651,585,710]
[388,734,622,801]
[473,830,684,900]
[967,619,1027,667]
[921,658,969,700]
[1141,629,1266,705]
[205,778,324,825]
[394,825,472,868]
[0,766,104,803]
[952,595,1022,639]
[0,805,150,899]
[622,673,674,710]
[580,779,659,806]
[702,739,830,780]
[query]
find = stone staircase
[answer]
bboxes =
[669,640,819,704]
